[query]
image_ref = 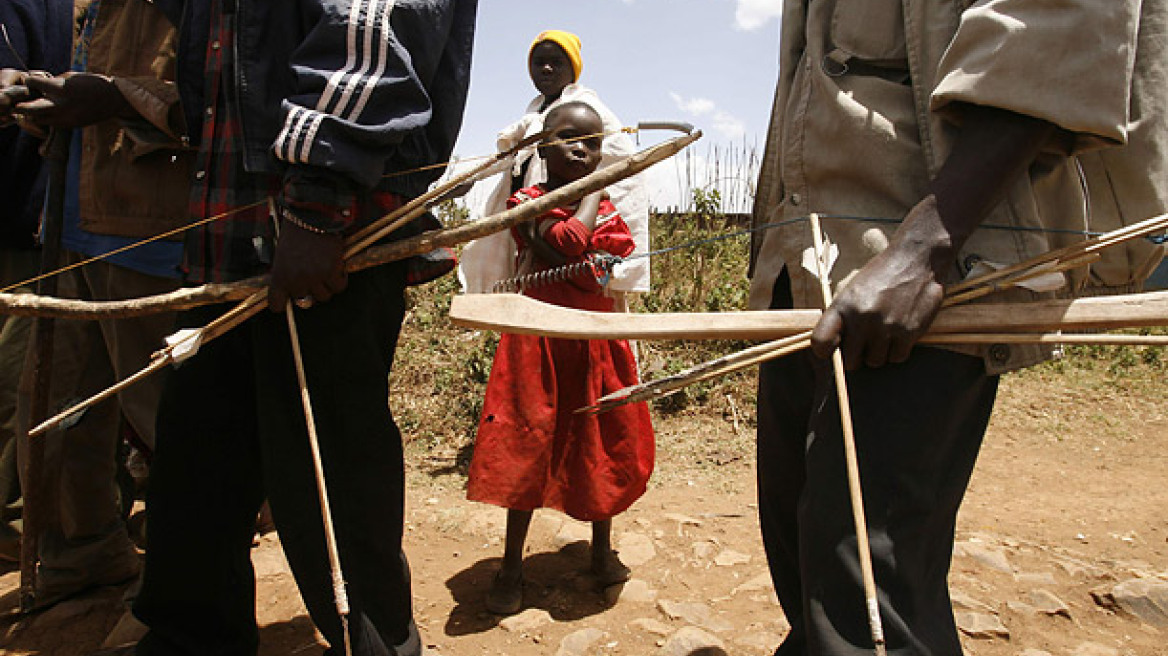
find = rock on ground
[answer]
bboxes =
[499,608,553,634]
[954,610,1010,639]
[657,600,733,633]
[1093,577,1168,628]
[953,541,1014,574]
[657,626,726,656]
[617,533,657,567]
[555,627,607,656]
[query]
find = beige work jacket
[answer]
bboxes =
[749,0,1164,373]
[1078,3,1168,294]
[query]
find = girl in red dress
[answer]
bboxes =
[466,102,655,615]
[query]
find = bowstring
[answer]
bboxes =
[517,214,1167,282]
[0,200,267,295]
[1,24,30,72]
[382,127,638,180]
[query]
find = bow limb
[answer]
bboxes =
[449,290,1168,341]
[344,129,550,252]
[344,128,702,270]
[0,278,267,319]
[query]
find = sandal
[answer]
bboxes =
[591,549,632,587]
[486,569,523,615]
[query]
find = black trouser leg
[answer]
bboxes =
[134,305,265,656]
[757,272,998,656]
[135,264,417,656]
[253,264,415,656]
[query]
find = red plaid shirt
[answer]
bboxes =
[183,0,453,285]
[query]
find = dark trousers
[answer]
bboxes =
[134,263,419,656]
[17,255,178,597]
[757,272,998,656]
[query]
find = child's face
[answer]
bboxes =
[528,42,574,99]
[540,106,603,186]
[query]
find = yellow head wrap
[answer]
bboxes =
[530,30,583,82]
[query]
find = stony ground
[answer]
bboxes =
[0,365,1164,656]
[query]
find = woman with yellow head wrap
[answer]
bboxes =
[529,30,583,94]
[459,29,651,298]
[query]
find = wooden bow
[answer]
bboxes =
[0,128,702,320]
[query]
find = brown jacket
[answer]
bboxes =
[78,0,191,240]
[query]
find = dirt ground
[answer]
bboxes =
[0,364,1164,655]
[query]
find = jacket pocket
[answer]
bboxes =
[829,0,907,65]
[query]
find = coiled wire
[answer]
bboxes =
[492,254,622,293]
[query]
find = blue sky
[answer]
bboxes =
[453,0,783,211]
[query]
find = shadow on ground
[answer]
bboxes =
[0,576,321,656]
[443,541,614,637]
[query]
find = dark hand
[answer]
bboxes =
[810,106,1056,370]
[268,220,347,312]
[811,196,951,369]
[18,73,134,128]
[0,69,30,123]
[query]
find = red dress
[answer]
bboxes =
[466,186,655,522]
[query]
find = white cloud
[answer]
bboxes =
[669,92,716,117]
[735,0,782,31]
[712,111,746,140]
[670,92,747,140]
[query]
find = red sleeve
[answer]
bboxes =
[589,202,636,257]
[542,213,591,257]
[506,193,526,247]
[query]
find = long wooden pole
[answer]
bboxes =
[21,128,71,611]
[809,213,887,656]
[582,330,1168,413]
[285,302,352,656]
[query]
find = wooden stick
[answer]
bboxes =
[942,252,1101,307]
[344,131,548,254]
[922,333,1168,346]
[21,128,72,611]
[584,329,1168,413]
[581,331,812,414]
[945,212,1168,296]
[0,278,264,320]
[285,302,353,656]
[342,129,703,273]
[809,213,887,656]
[28,355,173,440]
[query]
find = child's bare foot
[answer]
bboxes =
[591,549,632,587]
[486,567,523,615]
